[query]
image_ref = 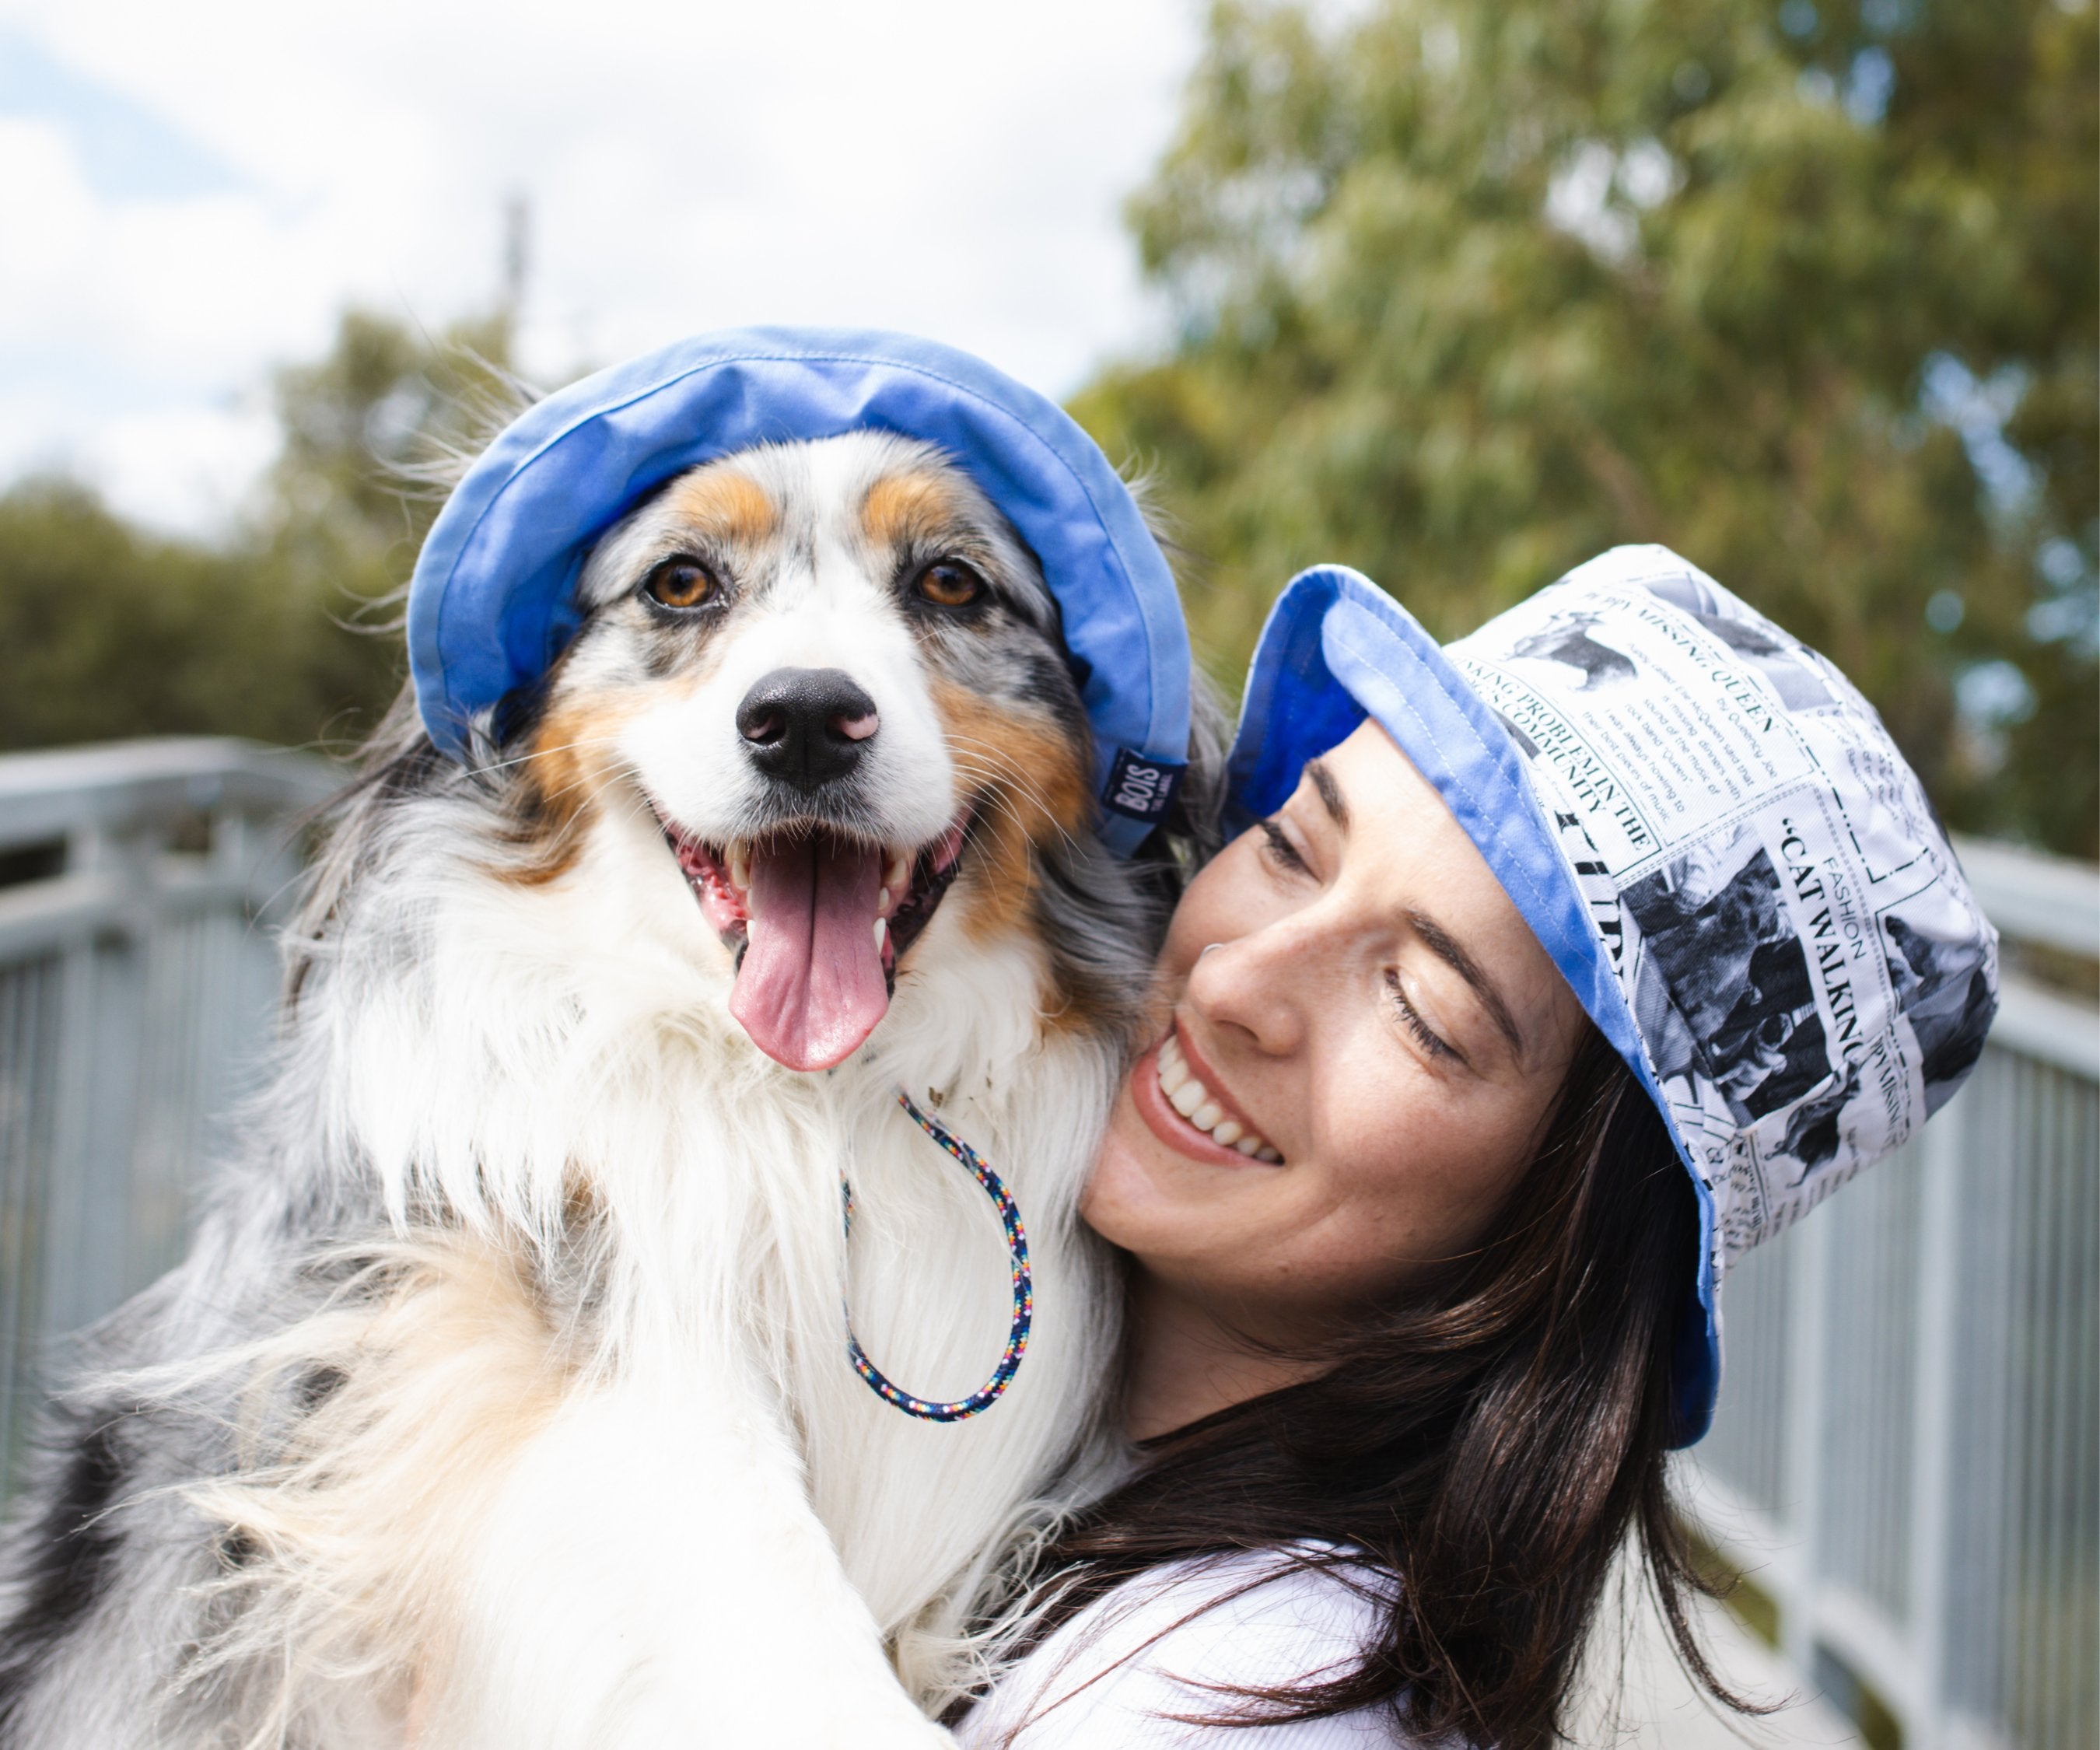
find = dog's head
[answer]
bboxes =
[514,432,1113,1070]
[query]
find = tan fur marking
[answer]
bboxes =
[183,1234,574,1745]
[663,465,779,547]
[931,679,1090,960]
[861,469,971,552]
[507,695,638,887]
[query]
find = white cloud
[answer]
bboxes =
[87,404,282,532]
[0,0,1199,531]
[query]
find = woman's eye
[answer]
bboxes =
[643,556,719,609]
[1258,818,1311,876]
[914,560,985,608]
[1385,971,1458,1062]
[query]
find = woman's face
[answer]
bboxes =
[1083,719,1589,1337]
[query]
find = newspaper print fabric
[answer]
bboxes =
[1446,546,1999,1280]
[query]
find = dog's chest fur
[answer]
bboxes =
[301,793,1125,1684]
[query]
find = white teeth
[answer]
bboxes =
[1153,1034,1279,1161]
[873,916,888,953]
[886,852,908,891]
[727,842,751,891]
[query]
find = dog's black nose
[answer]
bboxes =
[737,667,880,791]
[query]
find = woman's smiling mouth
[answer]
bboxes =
[1135,1026,1284,1164]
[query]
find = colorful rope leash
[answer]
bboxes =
[842,1088,1033,1423]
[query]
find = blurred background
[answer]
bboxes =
[0,2,2093,1747]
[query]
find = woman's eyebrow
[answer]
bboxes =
[1305,758,1349,831]
[1405,909,1524,1058]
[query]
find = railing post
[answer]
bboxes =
[41,823,150,1348]
[1782,1186,1830,1685]
[1906,1089,1965,1750]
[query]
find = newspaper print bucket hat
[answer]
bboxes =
[1227,546,1999,1444]
[408,327,1192,857]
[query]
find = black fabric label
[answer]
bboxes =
[1101,748,1185,822]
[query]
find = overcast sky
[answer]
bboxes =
[0,1,1201,534]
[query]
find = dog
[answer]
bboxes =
[0,425,1216,1748]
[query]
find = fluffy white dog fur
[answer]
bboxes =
[0,433,1214,1748]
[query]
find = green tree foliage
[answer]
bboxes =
[0,478,384,751]
[1073,0,2098,854]
[0,309,519,755]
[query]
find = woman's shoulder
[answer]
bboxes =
[957,1545,1407,1748]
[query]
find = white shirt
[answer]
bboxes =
[954,1548,1409,1748]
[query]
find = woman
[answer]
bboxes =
[958,551,1998,1748]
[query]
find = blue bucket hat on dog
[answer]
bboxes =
[1229,548,1999,1443]
[408,327,1191,857]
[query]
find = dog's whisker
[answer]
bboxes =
[945,741,1066,810]
[959,782,1088,866]
[946,747,1091,859]
[474,731,627,779]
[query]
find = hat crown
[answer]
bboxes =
[1447,546,1997,1272]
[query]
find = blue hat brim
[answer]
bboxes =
[1227,565,1720,1444]
[408,327,1191,857]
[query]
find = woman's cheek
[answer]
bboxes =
[1157,893,1216,981]
[1164,831,1267,963]
[1079,1094,1176,1247]
[1383,1118,1526,1263]
[1321,1098,1486,1272]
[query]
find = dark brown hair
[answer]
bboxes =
[1015,1024,1746,1748]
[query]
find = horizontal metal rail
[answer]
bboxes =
[1953,835,2100,961]
[0,737,339,854]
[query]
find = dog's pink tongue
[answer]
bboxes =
[730,837,888,1071]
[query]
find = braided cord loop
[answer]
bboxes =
[842,1089,1034,1423]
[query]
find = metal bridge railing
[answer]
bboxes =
[0,741,2091,1750]
[0,738,338,1481]
[1688,837,2099,1750]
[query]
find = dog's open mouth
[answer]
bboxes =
[658,812,968,1072]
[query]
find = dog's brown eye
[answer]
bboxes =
[915,561,984,608]
[643,556,719,609]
